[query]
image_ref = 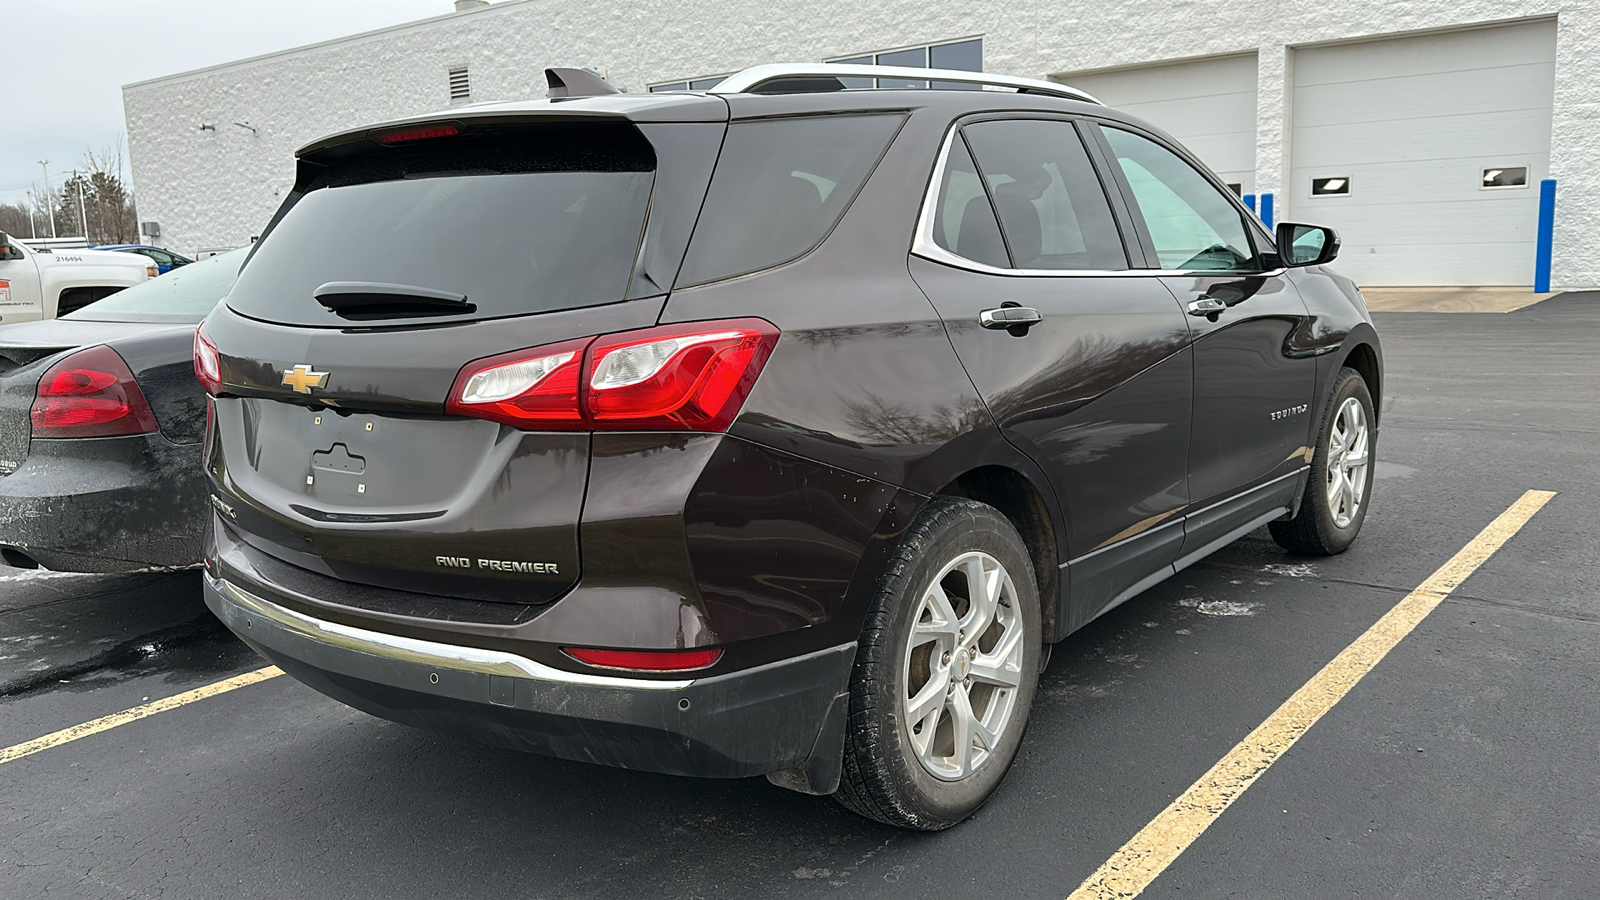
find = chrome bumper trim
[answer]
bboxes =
[209,574,695,691]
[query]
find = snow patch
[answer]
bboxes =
[1261,563,1317,578]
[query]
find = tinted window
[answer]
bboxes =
[677,114,903,286]
[66,248,247,323]
[1100,127,1256,271]
[962,119,1128,270]
[931,136,1008,268]
[227,127,655,327]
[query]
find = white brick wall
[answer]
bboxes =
[123,0,1600,287]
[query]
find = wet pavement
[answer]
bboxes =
[2,295,1597,898]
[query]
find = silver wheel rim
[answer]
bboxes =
[900,551,1025,782]
[1326,396,1370,528]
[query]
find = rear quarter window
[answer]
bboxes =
[676,114,905,287]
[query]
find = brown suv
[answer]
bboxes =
[198,64,1381,830]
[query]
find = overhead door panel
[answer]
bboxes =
[1291,21,1556,286]
[1058,54,1258,193]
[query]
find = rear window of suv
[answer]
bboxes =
[226,122,656,326]
[676,113,905,287]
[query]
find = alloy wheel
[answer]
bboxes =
[1326,396,1371,528]
[900,551,1026,781]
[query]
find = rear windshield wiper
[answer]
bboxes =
[313,282,476,320]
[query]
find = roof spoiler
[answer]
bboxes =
[546,67,622,99]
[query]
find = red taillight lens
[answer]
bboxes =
[445,319,779,432]
[193,325,222,395]
[445,337,594,429]
[586,320,779,431]
[30,345,160,438]
[373,123,460,144]
[563,647,723,672]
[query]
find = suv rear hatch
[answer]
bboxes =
[205,104,728,604]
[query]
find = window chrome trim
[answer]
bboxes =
[910,124,1287,280]
[211,575,696,690]
[712,64,1100,104]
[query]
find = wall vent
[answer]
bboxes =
[448,67,471,104]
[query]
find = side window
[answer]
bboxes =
[930,135,1008,269]
[961,119,1128,271]
[1100,127,1257,271]
[677,114,905,287]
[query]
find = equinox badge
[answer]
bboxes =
[282,364,329,394]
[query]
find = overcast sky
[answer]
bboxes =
[3,0,454,207]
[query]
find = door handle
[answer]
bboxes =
[979,306,1043,330]
[1187,296,1227,318]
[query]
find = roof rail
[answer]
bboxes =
[709,63,1100,105]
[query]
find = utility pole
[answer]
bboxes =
[25,189,37,239]
[38,160,56,239]
[74,171,88,243]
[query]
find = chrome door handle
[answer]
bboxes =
[979,306,1043,329]
[1187,296,1227,317]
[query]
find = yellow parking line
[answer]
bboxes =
[1068,489,1556,900]
[0,666,282,767]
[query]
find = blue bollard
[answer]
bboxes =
[1534,178,1555,293]
[1243,193,1257,213]
[1260,192,1274,229]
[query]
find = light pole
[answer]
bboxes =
[38,160,56,239]
[73,171,88,242]
[25,189,37,239]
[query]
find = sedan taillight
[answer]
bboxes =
[446,319,779,432]
[30,345,159,439]
[193,324,222,396]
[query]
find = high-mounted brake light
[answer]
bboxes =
[445,319,779,432]
[373,123,461,144]
[193,325,222,396]
[563,646,723,672]
[31,345,159,439]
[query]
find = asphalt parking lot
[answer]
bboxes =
[3,294,1597,899]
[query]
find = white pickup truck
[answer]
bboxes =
[0,231,155,323]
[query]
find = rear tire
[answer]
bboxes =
[835,497,1041,830]
[1270,367,1376,556]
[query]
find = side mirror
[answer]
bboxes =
[0,242,22,261]
[1275,222,1339,267]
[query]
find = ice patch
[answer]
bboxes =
[793,868,832,880]
[1261,563,1316,578]
[1194,600,1258,617]
[0,569,83,583]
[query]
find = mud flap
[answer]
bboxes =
[765,689,849,795]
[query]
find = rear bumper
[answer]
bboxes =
[0,434,204,572]
[204,573,855,787]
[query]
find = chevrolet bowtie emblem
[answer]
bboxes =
[282,364,329,394]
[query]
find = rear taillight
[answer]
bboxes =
[444,337,592,429]
[446,319,779,432]
[30,345,159,439]
[193,325,222,395]
[563,646,723,672]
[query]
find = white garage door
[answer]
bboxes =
[1057,54,1258,194]
[1292,21,1556,286]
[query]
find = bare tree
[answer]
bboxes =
[50,145,138,244]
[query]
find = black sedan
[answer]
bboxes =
[0,248,246,572]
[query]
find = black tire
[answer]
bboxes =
[1270,367,1376,555]
[834,497,1042,830]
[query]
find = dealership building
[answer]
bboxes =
[123,0,1600,288]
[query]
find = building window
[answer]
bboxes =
[1481,166,1529,190]
[1311,176,1351,197]
[648,75,729,93]
[829,38,983,89]
[448,66,471,104]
